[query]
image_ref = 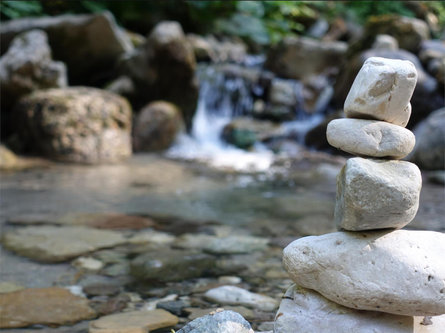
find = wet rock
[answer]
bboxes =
[2,226,126,262]
[275,284,414,333]
[0,29,66,110]
[122,21,198,129]
[344,57,417,127]
[334,49,443,127]
[131,249,216,282]
[283,230,445,316]
[0,287,96,328]
[0,282,24,294]
[83,284,120,297]
[72,257,104,271]
[176,234,268,254]
[0,145,19,170]
[0,12,133,85]
[89,309,178,333]
[409,108,445,170]
[89,294,130,317]
[133,101,184,152]
[204,286,278,311]
[222,117,281,149]
[15,87,132,164]
[327,119,415,159]
[177,309,254,333]
[128,230,175,245]
[419,40,445,85]
[157,300,188,316]
[363,15,430,53]
[265,36,347,80]
[336,158,421,230]
[372,34,399,51]
[8,212,155,230]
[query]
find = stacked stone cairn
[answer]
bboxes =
[274,57,445,332]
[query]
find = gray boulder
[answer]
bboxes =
[409,108,445,170]
[15,87,132,164]
[177,310,254,333]
[121,21,198,130]
[265,36,347,80]
[0,29,67,111]
[0,12,133,85]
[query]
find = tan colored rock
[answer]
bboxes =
[283,230,445,316]
[88,309,178,333]
[344,57,417,127]
[1,226,126,262]
[335,157,421,230]
[0,287,96,328]
[275,284,414,333]
[327,118,415,159]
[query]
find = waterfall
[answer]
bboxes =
[167,56,330,171]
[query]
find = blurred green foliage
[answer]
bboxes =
[1,1,444,43]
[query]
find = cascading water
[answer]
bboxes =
[168,55,330,171]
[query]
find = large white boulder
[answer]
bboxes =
[274,284,414,333]
[335,157,421,230]
[283,230,445,316]
[327,118,415,159]
[344,57,417,127]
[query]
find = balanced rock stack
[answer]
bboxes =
[274,57,445,333]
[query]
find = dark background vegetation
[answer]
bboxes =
[2,1,445,47]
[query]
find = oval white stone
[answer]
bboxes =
[283,230,445,316]
[344,57,417,127]
[327,118,415,158]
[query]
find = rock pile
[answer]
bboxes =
[275,57,445,332]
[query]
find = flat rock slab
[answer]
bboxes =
[1,226,126,262]
[0,287,96,328]
[89,309,178,333]
[327,119,415,159]
[177,310,254,333]
[344,57,417,127]
[274,284,413,333]
[335,157,421,230]
[283,230,445,316]
[204,285,278,311]
[176,234,269,254]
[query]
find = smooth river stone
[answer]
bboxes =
[274,284,413,333]
[327,118,415,159]
[335,157,421,230]
[344,57,417,127]
[283,230,445,316]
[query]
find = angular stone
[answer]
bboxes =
[89,309,178,333]
[335,157,421,230]
[327,118,415,159]
[344,57,417,127]
[204,286,278,311]
[283,230,445,316]
[275,284,414,333]
[0,287,96,328]
[177,310,254,333]
[1,226,126,262]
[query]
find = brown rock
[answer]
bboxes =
[0,287,96,328]
[89,309,178,333]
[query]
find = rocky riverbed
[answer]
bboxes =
[0,153,444,332]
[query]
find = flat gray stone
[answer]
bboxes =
[283,230,445,316]
[344,57,417,127]
[327,118,415,159]
[177,310,254,333]
[1,226,126,262]
[335,157,421,230]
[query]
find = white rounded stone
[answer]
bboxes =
[274,284,414,333]
[283,230,445,316]
[335,157,421,230]
[344,57,417,127]
[327,118,415,158]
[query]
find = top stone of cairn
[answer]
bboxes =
[344,57,417,127]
